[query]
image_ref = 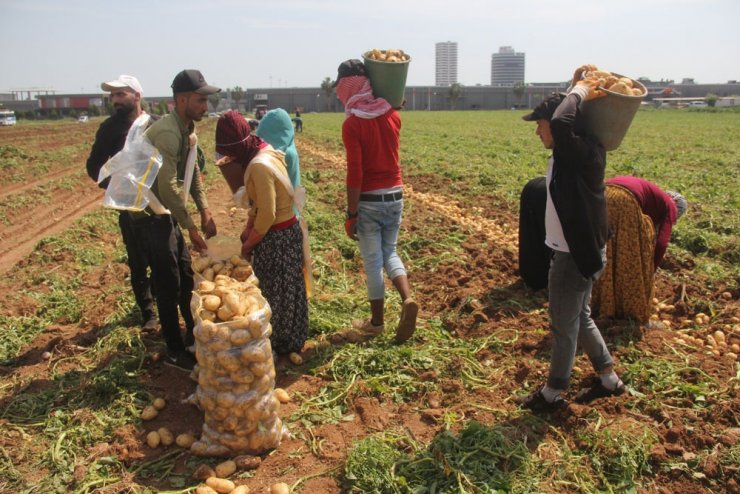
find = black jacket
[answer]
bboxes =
[549,92,608,279]
[86,112,132,187]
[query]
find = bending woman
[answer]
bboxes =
[215,110,308,354]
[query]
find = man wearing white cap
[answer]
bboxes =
[86,75,157,331]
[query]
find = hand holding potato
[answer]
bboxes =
[572,64,598,88]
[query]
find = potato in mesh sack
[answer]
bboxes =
[187,253,288,457]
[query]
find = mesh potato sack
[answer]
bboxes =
[188,258,287,457]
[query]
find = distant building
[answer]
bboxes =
[435,41,458,86]
[491,46,525,86]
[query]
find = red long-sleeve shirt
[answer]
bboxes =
[607,176,678,269]
[342,109,403,191]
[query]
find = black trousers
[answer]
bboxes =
[119,212,154,323]
[130,215,194,352]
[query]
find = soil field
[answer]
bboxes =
[0,112,738,494]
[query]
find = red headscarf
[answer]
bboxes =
[336,76,391,119]
[215,110,266,165]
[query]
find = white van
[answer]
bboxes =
[0,110,16,125]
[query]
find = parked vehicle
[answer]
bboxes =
[77,115,89,123]
[0,109,17,126]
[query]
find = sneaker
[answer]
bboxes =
[164,349,197,371]
[352,319,385,336]
[575,379,626,404]
[396,298,419,343]
[514,386,568,413]
[142,318,158,331]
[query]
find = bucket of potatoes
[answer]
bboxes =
[579,66,647,151]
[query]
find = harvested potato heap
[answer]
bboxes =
[582,67,644,97]
[189,254,286,457]
[365,48,410,62]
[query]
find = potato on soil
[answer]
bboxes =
[214,459,237,478]
[176,433,196,448]
[271,482,290,494]
[193,463,216,480]
[140,406,158,421]
[157,427,174,446]
[234,454,262,470]
[288,352,303,365]
[195,486,218,494]
[146,430,161,448]
[231,486,250,494]
[205,476,236,493]
[274,388,290,403]
[152,397,166,410]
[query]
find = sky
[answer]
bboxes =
[1,0,738,96]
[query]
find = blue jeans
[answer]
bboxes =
[547,249,613,390]
[357,199,407,300]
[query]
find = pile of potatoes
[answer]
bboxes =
[583,67,644,97]
[365,48,410,62]
[188,256,287,457]
[673,326,739,361]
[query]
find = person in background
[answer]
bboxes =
[293,109,303,133]
[137,69,219,370]
[591,176,687,322]
[334,59,418,343]
[86,75,156,331]
[515,65,624,412]
[215,111,309,356]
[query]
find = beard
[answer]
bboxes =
[186,106,205,122]
[114,101,135,116]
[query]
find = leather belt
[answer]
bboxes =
[359,191,403,202]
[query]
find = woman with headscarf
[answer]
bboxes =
[256,108,301,190]
[215,110,308,355]
[334,59,419,343]
[591,176,688,322]
[256,108,313,297]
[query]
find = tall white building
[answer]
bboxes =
[435,41,458,86]
[491,46,525,86]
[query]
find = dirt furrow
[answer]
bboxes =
[297,139,518,249]
[0,166,87,197]
[0,188,102,274]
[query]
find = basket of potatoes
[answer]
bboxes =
[579,67,647,151]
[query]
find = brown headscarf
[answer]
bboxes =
[215,110,266,165]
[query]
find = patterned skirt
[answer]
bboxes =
[253,221,309,354]
[592,185,656,322]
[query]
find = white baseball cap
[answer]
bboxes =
[101,75,144,94]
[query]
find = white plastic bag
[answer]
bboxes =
[97,113,168,213]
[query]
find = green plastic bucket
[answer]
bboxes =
[362,51,411,108]
[581,74,647,151]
